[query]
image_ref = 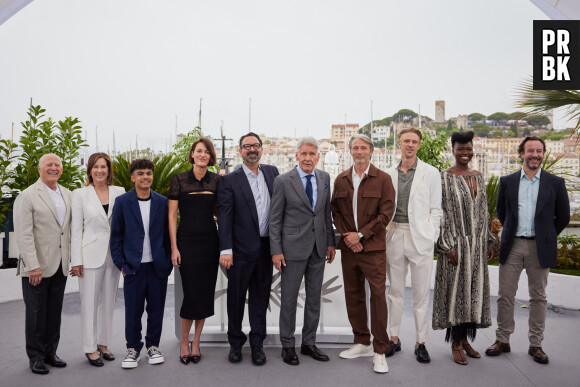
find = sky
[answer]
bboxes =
[0,0,561,153]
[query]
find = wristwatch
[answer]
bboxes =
[357,232,364,240]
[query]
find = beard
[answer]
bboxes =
[524,157,542,170]
[243,152,260,164]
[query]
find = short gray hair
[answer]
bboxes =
[39,153,62,166]
[295,136,319,153]
[349,134,374,152]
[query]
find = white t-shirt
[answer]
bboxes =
[138,197,153,263]
[44,183,67,226]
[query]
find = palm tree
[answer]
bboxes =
[112,153,191,197]
[514,77,580,133]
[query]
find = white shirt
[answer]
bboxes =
[138,197,153,263]
[44,183,66,226]
[352,163,370,231]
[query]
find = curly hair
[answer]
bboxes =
[129,158,155,174]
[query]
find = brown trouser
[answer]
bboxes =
[341,249,390,354]
[496,238,550,347]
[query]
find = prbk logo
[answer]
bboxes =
[533,20,580,90]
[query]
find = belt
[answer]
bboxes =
[516,236,535,240]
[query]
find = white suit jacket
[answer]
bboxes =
[386,158,443,256]
[14,179,72,277]
[70,185,125,269]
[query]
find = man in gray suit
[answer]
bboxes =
[269,136,336,366]
[14,154,72,375]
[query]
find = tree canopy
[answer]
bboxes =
[468,113,486,121]
[487,112,509,121]
[524,115,551,127]
[472,122,491,137]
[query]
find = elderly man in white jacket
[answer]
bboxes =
[385,128,442,364]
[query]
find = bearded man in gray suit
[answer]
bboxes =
[269,136,336,366]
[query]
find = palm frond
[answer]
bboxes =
[514,76,580,132]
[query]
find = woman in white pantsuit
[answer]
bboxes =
[71,153,125,367]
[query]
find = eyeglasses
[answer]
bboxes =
[241,143,262,150]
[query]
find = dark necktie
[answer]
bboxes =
[305,174,314,209]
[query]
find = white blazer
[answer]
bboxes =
[71,185,125,269]
[386,158,443,256]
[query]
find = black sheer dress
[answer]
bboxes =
[168,169,220,320]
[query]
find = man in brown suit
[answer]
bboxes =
[331,134,395,374]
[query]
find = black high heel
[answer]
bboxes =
[97,347,115,361]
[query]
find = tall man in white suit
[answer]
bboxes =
[270,136,336,366]
[14,154,72,375]
[385,128,442,363]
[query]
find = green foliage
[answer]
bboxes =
[360,117,393,136]
[556,234,580,270]
[507,111,526,120]
[416,132,451,171]
[487,112,509,121]
[468,113,486,121]
[514,76,580,133]
[10,104,88,194]
[486,175,499,221]
[472,122,491,137]
[112,153,191,197]
[172,126,203,163]
[0,139,18,227]
[392,109,417,123]
[524,115,551,127]
[540,133,565,141]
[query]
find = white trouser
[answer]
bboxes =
[386,223,433,343]
[78,256,121,353]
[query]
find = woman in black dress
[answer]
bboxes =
[168,138,220,365]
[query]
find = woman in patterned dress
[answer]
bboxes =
[433,131,496,365]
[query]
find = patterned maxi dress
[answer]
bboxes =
[432,172,495,332]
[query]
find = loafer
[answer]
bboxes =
[228,346,242,363]
[281,347,299,366]
[528,346,549,364]
[386,339,401,358]
[45,354,67,368]
[485,341,511,356]
[251,346,267,366]
[86,353,104,367]
[97,347,115,361]
[414,344,431,363]
[30,360,49,375]
[300,344,329,361]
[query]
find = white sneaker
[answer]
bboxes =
[373,353,389,373]
[121,348,140,369]
[147,346,165,365]
[339,344,374,359]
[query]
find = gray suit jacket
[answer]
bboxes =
[269,168,335,260]
[14,179,72,277]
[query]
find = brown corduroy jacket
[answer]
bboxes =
[331,163,395,252]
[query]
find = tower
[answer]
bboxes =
[435,100,445,123]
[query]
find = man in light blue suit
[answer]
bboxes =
[110,159,172,369]
[269,136,336,366]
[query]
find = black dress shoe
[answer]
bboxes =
[30,360,49,375]
[45,354,67,368]
[281,347,299,365]
[228,346,242,363]
[414,344,431,363]
[386,339,401,358]
[251,346,267,366]
[300,344,329,361]
[85,353,104,367]
[97,347,115,361]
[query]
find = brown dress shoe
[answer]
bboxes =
[485,341,511,356]
[528,347,549,364]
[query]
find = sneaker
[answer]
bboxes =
[121,348,140,369]
[339,344,374,359]
[373,353,389,373]
[147,346,165,365]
